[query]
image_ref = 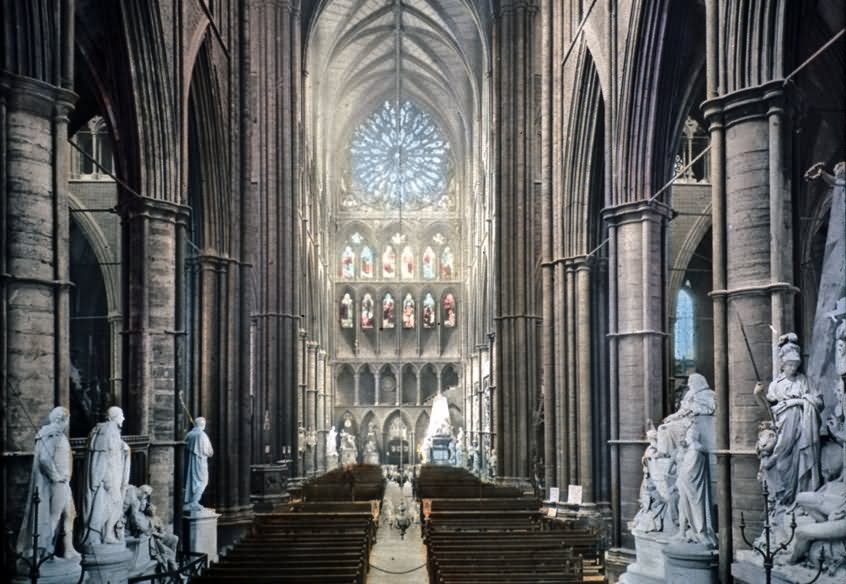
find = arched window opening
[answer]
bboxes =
[674,282,696,374]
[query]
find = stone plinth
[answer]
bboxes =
[732,551,845,584]
[185,509,220,563]
[12,556,82,584]
[619,531,673,584]
[663,543,717,584]
[80,544,132,584]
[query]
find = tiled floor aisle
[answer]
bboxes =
[367,521,429,584]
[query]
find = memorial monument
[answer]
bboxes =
[621,373,717,583]
[80,406,133,584]
[183,415,220,563]
[14,407,81,583]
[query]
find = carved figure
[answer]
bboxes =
[184,417,214,512]
[326,426,338,457]
[632,424,670,533]
[675,424,715,546]
[754,334,823,506]
[124,484,179,573]
[339,430,358,465]
[81,406,131,546]
[17,407,79,560]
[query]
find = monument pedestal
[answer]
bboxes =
[326,453,339,470]
[184,508,220,563]
[13,556,82,584]
[663,543,717,584]
[619,531,672,584]
[80,544,132,584]
[732,551,846,584]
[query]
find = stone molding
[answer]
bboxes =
[701,79,786,129]
[0,71,76,118]
[119,195,191,224]
[601,199,673,226]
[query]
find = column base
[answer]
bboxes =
[13,556,82,584]
[80,543,132,584]
[184,508,220,564]
[663,542,717,584]
[619,531,673,583]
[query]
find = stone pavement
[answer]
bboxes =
[367,521,428,584]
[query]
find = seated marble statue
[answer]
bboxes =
[81,406,131,547]
[124,484,179,573]
[364,435,380,465]
[675,424,716,546]
[17,406,80,561]
[426,389,453,438]
[784,443,846,573]
[184,416,214,512]
[753,334,823,506]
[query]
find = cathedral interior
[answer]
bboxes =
[1,1,845,583]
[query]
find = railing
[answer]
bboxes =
[127,551,208,584]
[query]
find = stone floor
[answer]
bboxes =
[367,521,429,584]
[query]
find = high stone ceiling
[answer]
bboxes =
[306,0,491,174]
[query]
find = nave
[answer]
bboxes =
[193,465,604,584]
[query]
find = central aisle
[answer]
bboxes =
[367,521,429,584]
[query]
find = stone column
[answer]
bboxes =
[316,349,327,472]
[1,70,76,529]
[306,341,317,474]
[251,0,303,468]
[108,313,124,409]
[493,0,538,483]
[374,367,381,406]
[122,196,189,524]
[604,200,671,547]
[575,258,594,503]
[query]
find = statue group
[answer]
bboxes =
[15,405,214,581]
[631,373,717,547]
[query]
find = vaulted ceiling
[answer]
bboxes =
[306,0,491,172]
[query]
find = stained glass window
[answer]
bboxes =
[443,293,456,328]
[382,293,395,329]
[361,294,375,329]
[423,293,436,329]
[441,247,454,279]
[401,246,415,280]
[341,246,355,279]
[402,293,415,329]
[340,293,354,328]
[674,286,695,362]
[350,100,449,210]
[361,246,374,279]
[383,245,396,279]
[422,247,437,280]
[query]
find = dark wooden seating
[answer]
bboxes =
[418,465,605,583]
[189,467,378,584]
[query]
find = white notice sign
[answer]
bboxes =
[567,485,583,505]
[547,506,558,518]
[549,487,560,503]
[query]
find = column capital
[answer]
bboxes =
[701,79,787,129]
[601,199,672,226]
[119,195,190,224]
[0,72,77,118]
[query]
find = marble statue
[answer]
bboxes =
[339,430,358,465]
[632,423,671,533]
[327,426,339,457]
[487,447,497,479]
[455,427,465,467]
[674,424,715,546]
[184,416,214,512]
[16,406,80,561]
[754,334,823,506]
[426,388,452,438]
[124,484,178,573]
[364,434,380,465]
[658,373,715,455]
[81,406,131,546]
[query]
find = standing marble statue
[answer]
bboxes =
[326,425,339,467]
[17,406,80,561]
[675,424,715,546]
[754,334,823,506]
[184,417,214,512]
[81,406,131,546]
